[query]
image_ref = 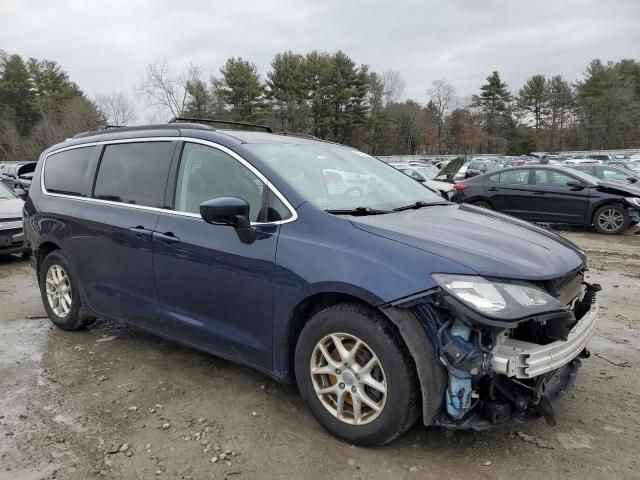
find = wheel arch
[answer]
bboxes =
[282,290,446,426]
[34,238,62,276]
[589,199,629,225]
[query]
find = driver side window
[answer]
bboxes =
[175,143,290,223]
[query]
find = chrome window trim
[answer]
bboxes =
[40,136,298,226]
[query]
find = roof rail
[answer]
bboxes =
[278,132,322,140]
[169,117,273,133]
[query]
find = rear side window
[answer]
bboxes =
[93,142,174,208]
[534,170,574,186]
[45,147,96,196]
[499,170,529,185]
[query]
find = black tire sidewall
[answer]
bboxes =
[594,204,630,235]
[39,250,84,330]
[295,305,417,446]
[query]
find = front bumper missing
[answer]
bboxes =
[490,303,598,379]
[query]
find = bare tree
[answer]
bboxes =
[427,78,457,152]
[137,61,201,118]
[380,70,406,106]
[95,91,137,126]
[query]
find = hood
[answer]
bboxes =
[596,180,640,197]
[0,197,24,218]
[350,203,585,281]
[18,162,36,177]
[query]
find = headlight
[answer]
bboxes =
[432,274,566,320]
[624,197,640,207]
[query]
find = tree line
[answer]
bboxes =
[1,49,639,161]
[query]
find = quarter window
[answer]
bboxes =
[93,142,174,208]
[174,143,290,223]
[45,146,96,196]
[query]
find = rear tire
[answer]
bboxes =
[593,204,629,235]
[39,250,92,331]
[295,303,419,446]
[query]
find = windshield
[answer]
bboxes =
[0,182,17,199]
[247,144,444,211]
[414,166,439,180]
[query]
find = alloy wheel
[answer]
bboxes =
[597,208,624,232]
[45,264,72,317]
[310,333,387,425]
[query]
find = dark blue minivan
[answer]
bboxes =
[24,121,599,445]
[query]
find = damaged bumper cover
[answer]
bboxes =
[490,302,598,378]
[386,276,599,430]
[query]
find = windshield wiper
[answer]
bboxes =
[393,201,447,212]
[325,207,391,216]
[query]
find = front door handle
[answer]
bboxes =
[129,226,153,239]
[152,231,181,244]
[488,187,499,191]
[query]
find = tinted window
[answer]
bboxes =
[94,142,174,208]
[175,142,289,223]
[499,170,529,184]
[534,170,576,186]
[45,147,95,196]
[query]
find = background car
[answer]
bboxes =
[608,160,640,173]
[568,164,640,185]
[451,165,640,234]
[587,153,613,162]
[0,181,26,256]
[463,159,501,178]
[395,164,454,199]
[563,157,602,165]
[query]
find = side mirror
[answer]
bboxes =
[566,180,584,189]
[200,197,256,244]
[628,177,638,183]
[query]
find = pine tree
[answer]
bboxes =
[473,71,513,152]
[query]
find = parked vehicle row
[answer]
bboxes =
[0,162,36,197]
[452,165,640,234]
[0,181,27,256]
[23,119,599,445]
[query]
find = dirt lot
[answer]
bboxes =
[1,230,639,480]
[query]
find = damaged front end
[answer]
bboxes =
[389,272,600,430]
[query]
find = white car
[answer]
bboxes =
[563,158,603,166]
[0,182,27,256]
[322,168,370,197]
[396,164,454,199]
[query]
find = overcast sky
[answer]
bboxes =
[2,0,639,121]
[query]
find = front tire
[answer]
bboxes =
[473,200,492,210]
[39,250,92,330]
[593,204,629,235]
[295,303,419,446]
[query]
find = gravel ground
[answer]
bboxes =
[1,230,639,480]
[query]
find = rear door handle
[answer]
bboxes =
[152,231,181,244]
[129,226,153,239]
[488,187,498,191]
